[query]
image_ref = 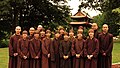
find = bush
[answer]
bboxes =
[0,39,9,48]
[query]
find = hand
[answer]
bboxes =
[88,57,91,60]
[48,54,50,58]
[87,55,91,60]
[14,53,18,56]
[23,56,27,59]
[90,55,93,58]
[76,54,80,58]
[35,56,39,59]
[103,53,106,56]
[63,56,68,60]
[66,56,68,59]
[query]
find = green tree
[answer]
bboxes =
[0,0,71,47]
[79,0,120,36]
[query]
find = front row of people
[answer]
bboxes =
[9,24,113,68]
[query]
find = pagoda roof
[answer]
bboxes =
[71,11,93,19]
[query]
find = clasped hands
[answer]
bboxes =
[87,55,93,60]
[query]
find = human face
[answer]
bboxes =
[40,31,45,37]
[46,33,51,38]
[78,29,83,34]
[59,29,64,34]
[77,33,82,39]
[29,28,35,35]
[34,34,39,38]
[69,32,74,37]
[102,24,109,33]
[55,33,60,38]
[92,23,98,30]
[89,32,94,38]
[37,26,42,31]
[22,34,27,39]
[15,26,21,34]
[64,35,69,41]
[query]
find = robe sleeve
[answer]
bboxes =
[17,40,25,58]
[92,39,99,58]
[59,41,64,58]
[50,40,55,61]
[30,40,36,58]
[105,34,113,56]
[80,40,85,57]
[67,41,72,57]
[36,40,42,58]
[42,40,48,57]
[98,34,105,53]
[84,40,88,57]
[71,40,76,56]
[26,40,30,58]
[9,36,14,56]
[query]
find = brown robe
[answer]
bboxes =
[59,34,64,41]
[69,37,76,68]
[72,39,85,68]
[98,32,113,68]
[8,34,22,68]
[94,30,100,39]
[84,38,99,68]
[30,38,42,68]
[51,38,60,68]
[59,40,72,68]
[28,35,34,68]
[41,38,52,68]
[28,35,34,40]
[17,38,30,68]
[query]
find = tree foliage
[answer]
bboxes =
[0,0,71,47]
[79,0,120,36]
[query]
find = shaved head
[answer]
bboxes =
[15,26,21,35]
[103,24,108,27]
[102,24,109,33]
[37,25,43,31]
[29,27,35,35]
[29,27,35,31]
[15,26,21,30]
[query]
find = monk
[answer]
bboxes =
[98,24,113,68]
[68,30,76,68]
[42,30,52,68]
[59,32,72,68]
[84,29,99,68]
[30,30,42,68]
[58,27,65,40]
[69,30,76,42]
[28,27,35,68]
[40,29,46,41]
[28,27,35,39]
[72,33,85,68]
[37,25,43,32]
[77,28,87,40]
[17,30,29,68]
[8,26,22,68]
[51,31,60,68]
[91,23,100,39]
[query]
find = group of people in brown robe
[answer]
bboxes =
[8,23,113,68]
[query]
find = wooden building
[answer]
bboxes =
[70,11,93,29]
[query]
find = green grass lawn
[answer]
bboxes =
[0,48,8,68]
[0,42,120,68]
[112,42,120,63]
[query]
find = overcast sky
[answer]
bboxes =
[67,0,101,17]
